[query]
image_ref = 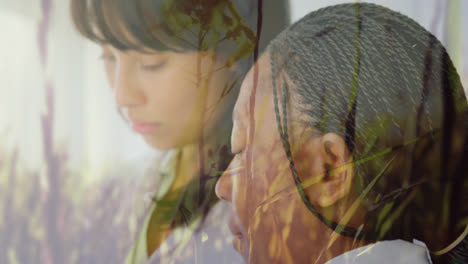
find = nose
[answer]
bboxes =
[113,63,145,108]
[215,168,233,202]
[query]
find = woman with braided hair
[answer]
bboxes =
[70,0,289,263]
[216,3,468,264]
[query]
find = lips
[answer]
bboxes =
[228,213,243,238]
[228,212,245,253]
[130,120,161,134]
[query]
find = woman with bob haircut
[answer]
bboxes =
[70,0,289,263]
[216,3,468,263]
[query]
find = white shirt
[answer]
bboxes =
[326,239,433,264]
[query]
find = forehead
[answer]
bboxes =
[234,53,273,118]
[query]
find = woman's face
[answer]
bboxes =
[100,45,237,150]
[215,54,348,263]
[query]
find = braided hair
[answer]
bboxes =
[268,3,468,263]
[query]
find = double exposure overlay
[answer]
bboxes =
[0,1,467,264]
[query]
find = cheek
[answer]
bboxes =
[231,154,261,235]
[251,139,291,200]
[205,70,236,108]
[234,144,293,226]
[248,194,307,263]
[142,70,202,126]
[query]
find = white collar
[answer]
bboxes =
[326,239,433,264]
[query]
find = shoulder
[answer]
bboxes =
[148,201,243,264]
[132,150,179,214]
[327,239,433,264]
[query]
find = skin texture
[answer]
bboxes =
[216,54,368,264]
[100,45,240,256]
[101,45,238,150]
[72,0,290,261]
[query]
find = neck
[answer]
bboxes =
[315,193,371,263]
[171,119,233,192]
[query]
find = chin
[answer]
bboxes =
[143,136,178,151]
[141,128,205,150]
[238,238,251,263]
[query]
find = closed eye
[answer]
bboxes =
[223,165,245,176]
[99,53,115,63]
[231,148,242,155]
[140,61,167,71]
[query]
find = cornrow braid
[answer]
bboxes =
[270,47,376,240]
[266,2,468,261]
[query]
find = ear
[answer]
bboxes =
[316,133,354,207]
[295,132,354,208]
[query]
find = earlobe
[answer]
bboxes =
[293,130,354,208]
[317,168,352,207]
[316,133,354,207]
